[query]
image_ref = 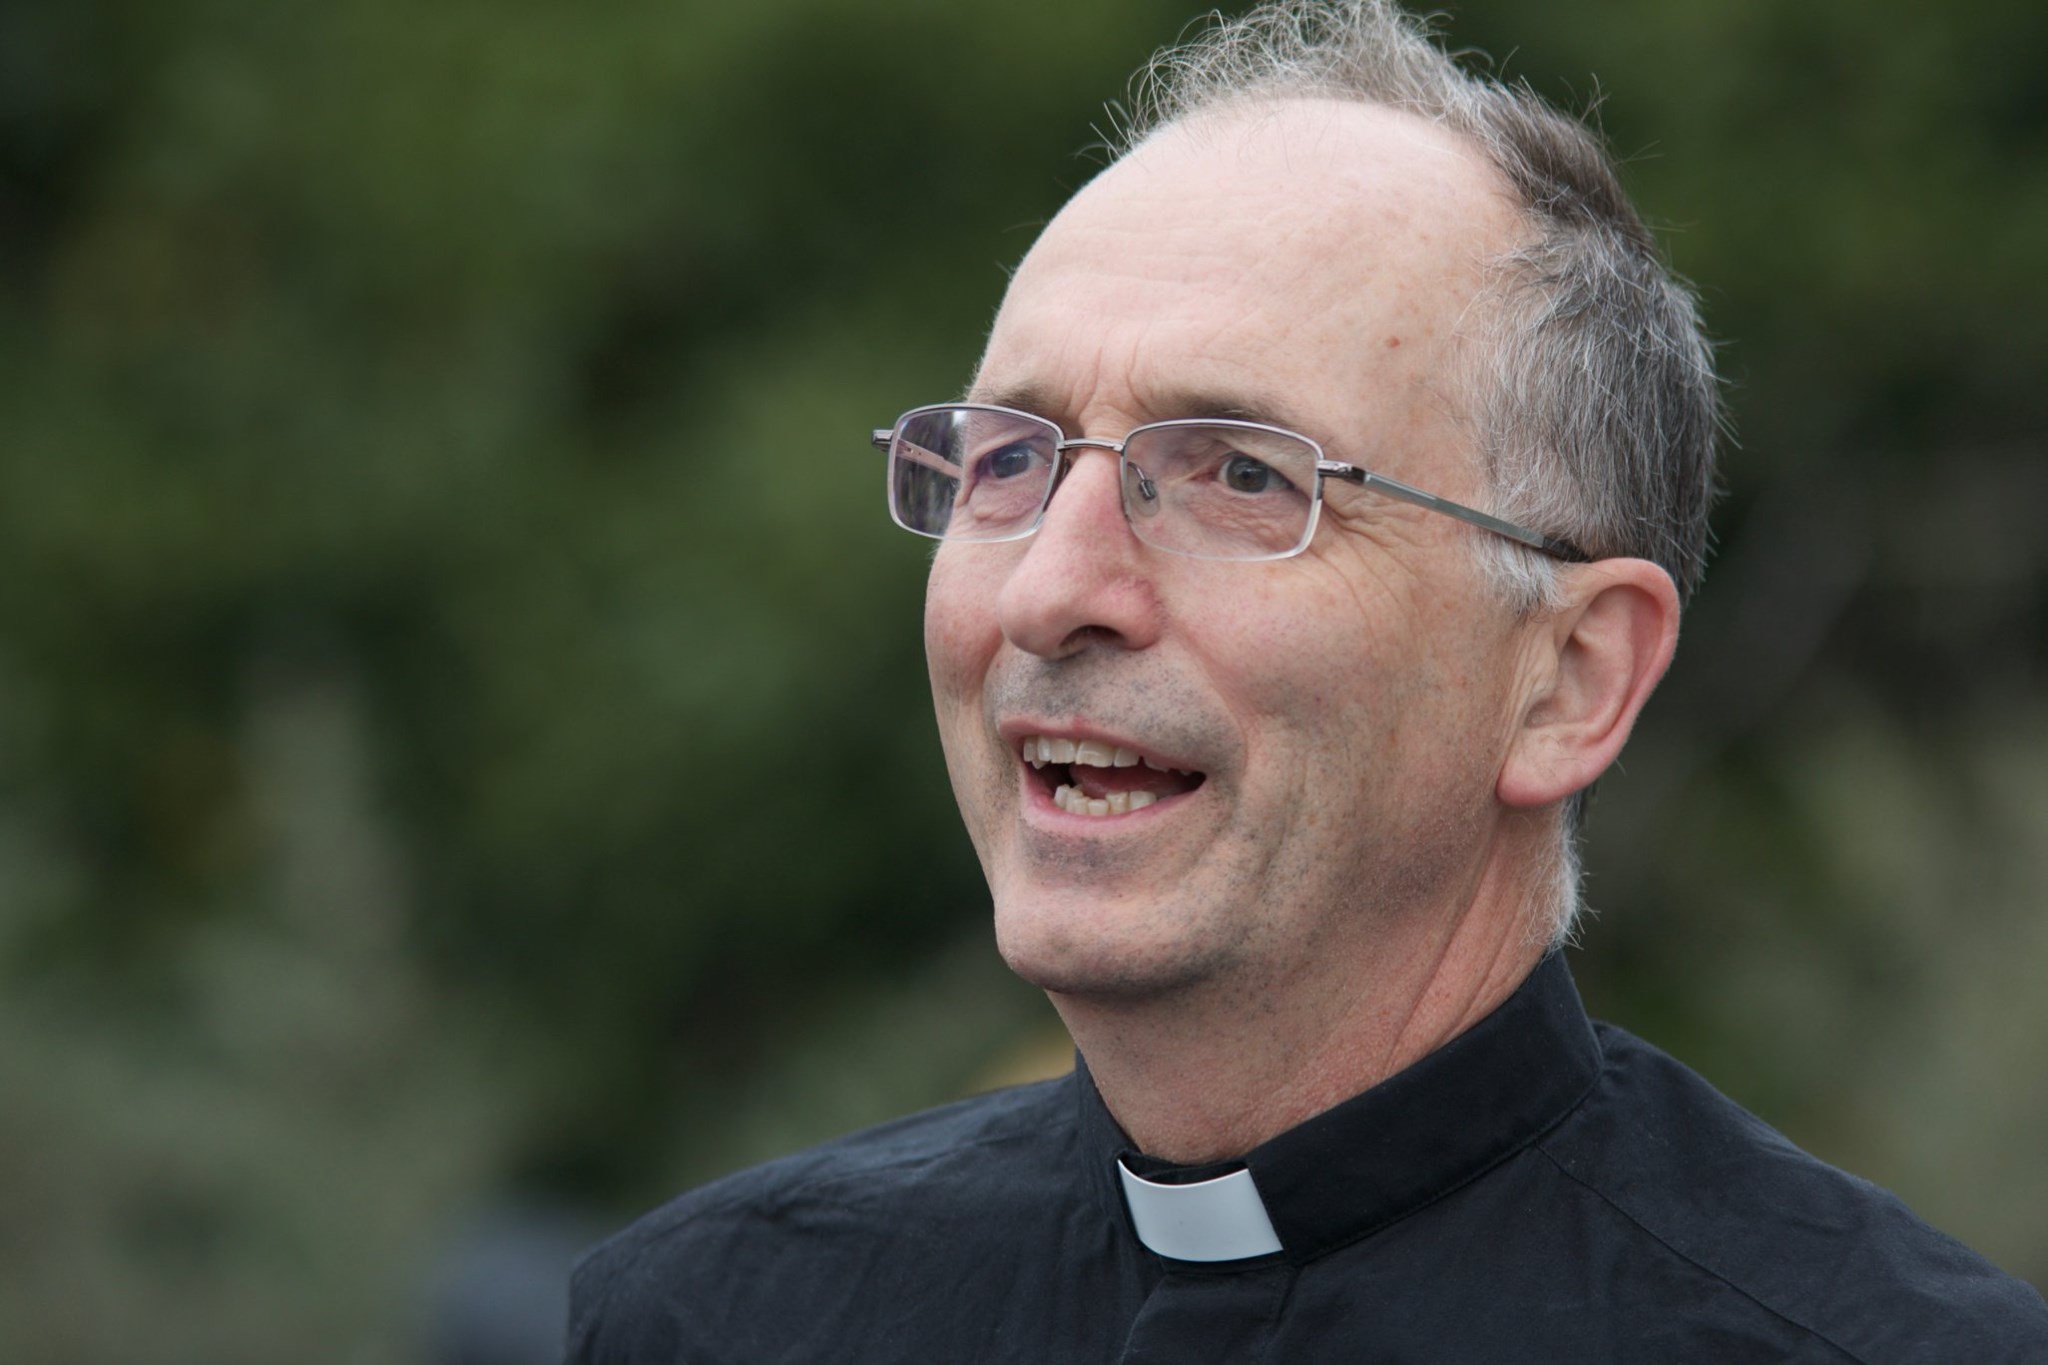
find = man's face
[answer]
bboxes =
[925,102,1540,1007]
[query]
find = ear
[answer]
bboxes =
[1497,558,1680,810]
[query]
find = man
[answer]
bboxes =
[569,3,2048,1359]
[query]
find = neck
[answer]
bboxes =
[1054,871,1549,1165]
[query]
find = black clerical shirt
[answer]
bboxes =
[567,954,2048,1362]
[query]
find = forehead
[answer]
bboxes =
[974,100,1522,462]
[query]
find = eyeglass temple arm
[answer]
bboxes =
[872,429,963,478]
[1319,462,1587,562]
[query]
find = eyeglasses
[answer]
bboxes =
[869,403,1586,563]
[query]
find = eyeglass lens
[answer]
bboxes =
[887,407,1323,561]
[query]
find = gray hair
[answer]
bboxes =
[1114,1,1723,941]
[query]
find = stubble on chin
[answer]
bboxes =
[994,899,1227,1001]
[988,825,1277,1004]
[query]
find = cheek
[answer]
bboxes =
[1208,566,1387,714]
[923,551,999,714]
[1201,561,1459,795]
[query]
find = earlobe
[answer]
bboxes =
[1497,559,1681,809]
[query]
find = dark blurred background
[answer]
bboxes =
[2,0,2044,1359]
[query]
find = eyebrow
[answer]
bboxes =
[961,382,1327,447]
[962,380,1065,417]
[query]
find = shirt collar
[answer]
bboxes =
[1073,951,1603,1267]
[1115,1158,1285,1263]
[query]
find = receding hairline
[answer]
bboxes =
[1085,95,1528,236]
[971,97,1537,463]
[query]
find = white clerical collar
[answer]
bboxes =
[1116,1158,1284,1263]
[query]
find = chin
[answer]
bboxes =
[992,888,1222,1001]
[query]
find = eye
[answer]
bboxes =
[981,442,1040,480]
[1220,453,1284,494]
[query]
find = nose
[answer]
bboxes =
[994,447,1166,659]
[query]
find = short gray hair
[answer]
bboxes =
[1114,1,1722,940]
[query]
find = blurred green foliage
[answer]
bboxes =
[2,0,2044,1359]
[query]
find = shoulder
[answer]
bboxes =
[590,1074,1073,1250]
[1538,1023,2048,1363]
[566,1075,1078,1363]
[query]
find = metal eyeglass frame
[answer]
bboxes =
[870,403,1588,564]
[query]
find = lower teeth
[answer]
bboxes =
[1053,785,1158,817]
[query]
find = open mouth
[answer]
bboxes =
[1019,735,1206,817]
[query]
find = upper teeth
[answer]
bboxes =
[1021,735,1177,772]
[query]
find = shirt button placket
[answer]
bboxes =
[1115,1266,1295,1365]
